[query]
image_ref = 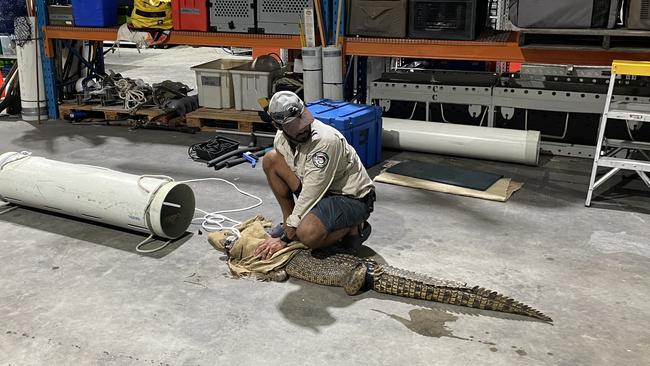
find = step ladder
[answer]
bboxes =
[586,60,650,206]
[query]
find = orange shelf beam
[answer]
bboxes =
[344,32,650,66]
[43,26,302,57]
[345,32,521,61]
[44,26,650,66]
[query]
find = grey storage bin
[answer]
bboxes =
[348,0,408,37]
[258,0,313,35]
[191,59,252,109]
[230,63,283,111]
[209,0,255,33]
[509,0,620,29]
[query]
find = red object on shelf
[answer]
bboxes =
[509,63,522,72]
[172,0,209,32]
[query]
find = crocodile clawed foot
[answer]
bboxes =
[343,264,367,295]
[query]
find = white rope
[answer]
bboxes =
[0,151,32,170]
[115,78,148,111]
[134,176,264,252]
[0,205,18,215]
[135,234,172,254]
[177,178,264,238]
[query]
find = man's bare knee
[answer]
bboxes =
[296,215,328,248]
[263,149,281,174]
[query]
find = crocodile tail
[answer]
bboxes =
[371,265,552,322]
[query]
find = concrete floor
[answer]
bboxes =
[1,47,649,365]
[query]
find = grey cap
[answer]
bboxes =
[268,91,305,124]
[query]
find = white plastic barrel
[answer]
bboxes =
[322,45,343,100]
[301,46,323,103]
[0,152,196,239]
[16,17,47,121]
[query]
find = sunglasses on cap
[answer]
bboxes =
[270,105,303,125]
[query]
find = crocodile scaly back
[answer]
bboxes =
[285,250,368,295]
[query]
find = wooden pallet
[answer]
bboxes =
[59,102,170,121]
[185,107,276,134]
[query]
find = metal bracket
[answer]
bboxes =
[378,99,391,112]
[468,104,483,118]
[500,107,515,120]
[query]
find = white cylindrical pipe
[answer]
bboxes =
[301,46,323,103]
[0,152,196,239]
[383,118,541,166]
[322,45,343,100]
[16,17,47,121]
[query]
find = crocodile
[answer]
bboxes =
[231,243,552,322]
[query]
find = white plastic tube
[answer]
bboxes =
[322,45,343,100]
[301,46,323,102]
[16,17,47,121]
[383,118,541,166]
[0,152,196,239]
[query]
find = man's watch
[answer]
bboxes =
[279,232,293,244]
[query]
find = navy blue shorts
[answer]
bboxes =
[308,194,373,234]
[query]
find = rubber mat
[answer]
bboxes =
[386,161,503,192]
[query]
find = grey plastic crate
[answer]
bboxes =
[230,63,283,111]
[210,0,255,33]
[257,0,313,35]
[192,59,252,109]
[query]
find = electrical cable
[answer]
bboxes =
[477,107,488,127]
[440,103,451,123]
[439,103,487,126]
[408,102,418,120]
[525,110,570,140]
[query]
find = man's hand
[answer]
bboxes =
[254,237,287,260]
[283,224,297,242]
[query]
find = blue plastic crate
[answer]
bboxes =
[71,0,117,27]
[307,99,382,167]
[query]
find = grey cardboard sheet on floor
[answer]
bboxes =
[375,161,523,202]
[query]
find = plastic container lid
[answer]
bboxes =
[191,59,251,72]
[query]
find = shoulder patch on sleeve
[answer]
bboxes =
[311,151,329,169]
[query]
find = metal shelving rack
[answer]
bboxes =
[42,26,650,64]
[36,1,650,119]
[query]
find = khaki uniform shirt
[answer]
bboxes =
[273,120,375,228]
